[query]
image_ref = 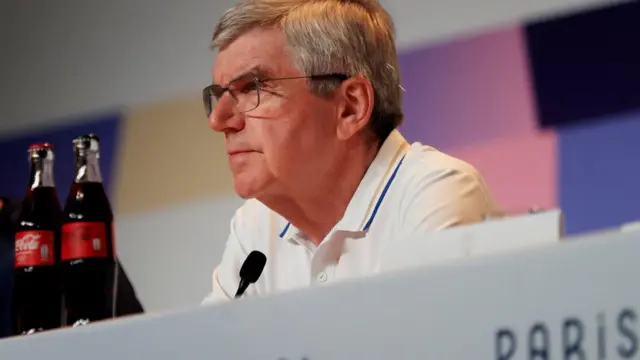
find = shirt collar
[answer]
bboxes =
[280,129,409,240]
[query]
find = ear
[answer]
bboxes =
[335,76,374,141]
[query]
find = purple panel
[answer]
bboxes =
[397,26,538,149]
[559,109,640,235]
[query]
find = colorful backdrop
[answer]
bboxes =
[1,1,639,311]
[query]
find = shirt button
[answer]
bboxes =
[316,271,328,282]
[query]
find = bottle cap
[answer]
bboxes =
[73,134,100,152]
[28,143,54,152]
[28,143,55,160]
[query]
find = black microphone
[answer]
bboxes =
[234,251,267,298]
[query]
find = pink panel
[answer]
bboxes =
[443,130,557,213]
[399,26,539,149]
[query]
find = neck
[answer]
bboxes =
[29,160,55,189]
[260,139,380,246]
[74,152,103,183]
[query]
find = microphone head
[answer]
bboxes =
[239,250,267,284]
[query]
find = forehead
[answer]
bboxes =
[213,27,299,85]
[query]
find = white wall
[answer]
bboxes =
[0,0,617,138]
[116,195,244,312]
[0,0,236,137]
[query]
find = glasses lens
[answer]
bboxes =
[203,86,213,117]
[204,75,261,116]
[238,91,259,113]
[229,75,260,113]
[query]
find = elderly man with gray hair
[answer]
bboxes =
[201,0,501,303]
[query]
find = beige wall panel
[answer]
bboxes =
[114,94,234,215]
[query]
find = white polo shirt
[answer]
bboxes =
[201,130,501,304]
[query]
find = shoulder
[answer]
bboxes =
[399,142,485,186]
[391,141,500,228]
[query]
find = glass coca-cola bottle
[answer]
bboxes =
[61,134,116,326]
[12,143,63,335]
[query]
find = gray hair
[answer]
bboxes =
[211,0,404,142]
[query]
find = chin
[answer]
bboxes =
[234,186,256,200]
[233,180,264,200]
[231,170,275,200]
[235,191,256,200]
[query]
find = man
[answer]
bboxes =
[201,0,501,304]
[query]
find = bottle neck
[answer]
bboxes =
[29,159,55,189]
[74,151,103,183]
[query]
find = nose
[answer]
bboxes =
[209,95,245,133]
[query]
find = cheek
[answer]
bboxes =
[243,112,295,172]
[249,99,300,146]
[248,96,337,173]
[294,104,338,152]
[262,122,301,170]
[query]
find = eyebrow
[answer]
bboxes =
[214,65,274,87]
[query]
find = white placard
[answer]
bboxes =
[381,208,564,272]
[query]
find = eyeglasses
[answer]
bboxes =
[202,73,348,117]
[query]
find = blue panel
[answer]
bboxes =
[0,218,16,338]
[559,110,640,235]
[525,1,640,128]
[0,113,122,202]
[0,197,20,338]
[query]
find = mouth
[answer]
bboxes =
[228,150,255,157]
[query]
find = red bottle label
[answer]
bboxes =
[61,222,109,260]
[15,230,55,268]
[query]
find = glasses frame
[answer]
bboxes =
[202,73,349,117]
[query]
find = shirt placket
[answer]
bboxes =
[309,232,344,285]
